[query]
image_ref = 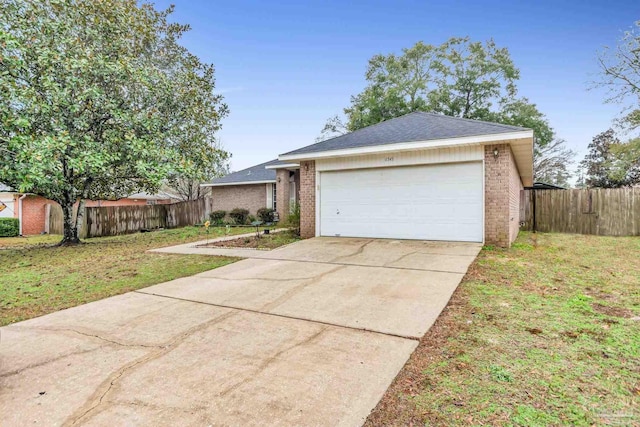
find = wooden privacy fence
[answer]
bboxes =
[47,198,210,238]
[521,188,640,236]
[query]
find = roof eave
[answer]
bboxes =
[201,180,275,187]
[264,162,300,170]
[278,130,533,162]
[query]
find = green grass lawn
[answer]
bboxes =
[0,226,263,326]
[366,232,640,427]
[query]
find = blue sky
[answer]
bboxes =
[154,0,639,174]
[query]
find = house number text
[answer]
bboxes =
[384,156,394,162]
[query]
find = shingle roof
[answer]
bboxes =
[282,112,529,156]
[0,183,14,192]
[208,159,280,185]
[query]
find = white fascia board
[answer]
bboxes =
[264,163,300,170]
[200,180,276,187]
[278,130,534,161]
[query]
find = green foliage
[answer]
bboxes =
[0,218,19,237]
[334,38,521,132]
[247,214,257,223]
[580,129,640,187]
[488,365,513,382]
[284,202,301,235]
[229,208,249,225]
[256,207,275,223]
[209,210,226,226]
[0,0,229,243]
[318,37,569,183]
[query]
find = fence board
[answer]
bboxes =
[522,188,640,236]
[48,198,210,238]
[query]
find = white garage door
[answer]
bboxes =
[319,162,483,242]
[0,199,14,218]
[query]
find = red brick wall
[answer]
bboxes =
[210,184,267,215]
[299,161,316,238]
[275,169,290,221]
[16,195,55,235]
[484,144,520,247]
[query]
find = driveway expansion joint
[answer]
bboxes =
[134,290,422,342]
[251,256,468,275]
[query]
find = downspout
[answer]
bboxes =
[18,193,27,236]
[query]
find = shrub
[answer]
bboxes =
[0,218,20,237]
[209,210,226,225]
[248,214,257,223]
[284,202,300,236]
[256,207,275,223]
[229,208,249,225]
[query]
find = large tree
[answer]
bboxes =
[596,20,640,130]
[0,0,229,243]
[580,129,640,188]
[166,139,230,201]
[319,38,573,185]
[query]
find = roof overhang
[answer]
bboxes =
[279,130,534,186]
[264,163,300,170]
[200,180,275,188]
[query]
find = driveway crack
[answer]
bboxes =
[0,347,101,379]
[34,327,161,349]
[329,239,374,263]
[219,326,328,398]
[62,310,238,427]
[259,265,346,312]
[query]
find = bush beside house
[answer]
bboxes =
[229,208,250,225]
[257,208,275,223]
[209,210,226,225]
[0,218,20,237]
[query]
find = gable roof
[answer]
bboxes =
[281,112,529,157]
[204,159,281,186]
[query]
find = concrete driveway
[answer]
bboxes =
[0,237,480,426]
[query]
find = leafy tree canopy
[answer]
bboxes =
[319,38,572,185]
[580,129,640,188]
[0,0,229,243]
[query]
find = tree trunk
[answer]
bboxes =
[60,201,80,245]
[75,198,87,239]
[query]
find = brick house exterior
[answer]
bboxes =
[204,159,300,222]
[210,184,269,215]
[207,114,533,247]
[299,161,316,239]
[484,144,524,247]
[276,113,533,247]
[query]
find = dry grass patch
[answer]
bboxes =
[0,226,263,326]
[366,232,640,427]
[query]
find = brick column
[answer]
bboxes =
[299,160,316,238]
[484,144,512,247]
[275,168,290,221]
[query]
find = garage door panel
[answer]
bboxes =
[319,162,483,242]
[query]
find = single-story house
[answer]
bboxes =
[0,185,179,235]
[206,112,533,247]
[202,159,300,220]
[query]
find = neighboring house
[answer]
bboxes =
[0,185,179,235]
[213,112,532,247]
[202,159,300,220]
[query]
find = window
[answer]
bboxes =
[272,184,277,210]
